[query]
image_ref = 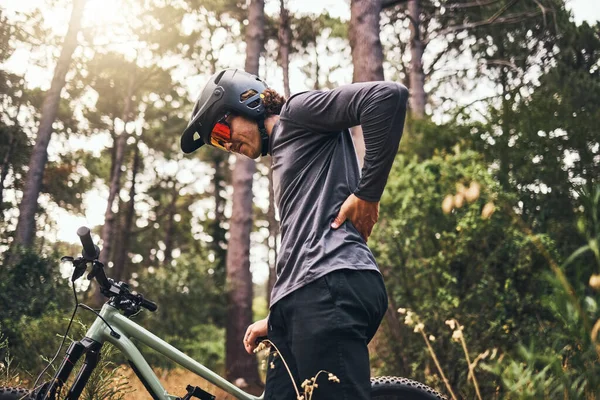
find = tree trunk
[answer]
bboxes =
[498,41,511,192]
[408,0,426,118]
[225,158,259,388]
[112,142,140,282]
[210,152,228,288]
[206,53,227,291]
[13,0,85,247]
[245,0,264,75]
[266,166,278,305]
[224,0,263,391]
[278,0,291,98]
[100,75,135,266]
[94,75,135,304]
[348,0,384,169]
[163,186,178,267]
[0,131,16,216]
[349,0,384,82]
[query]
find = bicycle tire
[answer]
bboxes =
[0,387,35,400]
[371,376,447,400]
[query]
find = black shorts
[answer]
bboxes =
[265,269,388,400]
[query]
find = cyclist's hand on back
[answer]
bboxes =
[243,317,268,354]
[331,193,379,242]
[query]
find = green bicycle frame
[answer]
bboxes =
[84,303,264,400]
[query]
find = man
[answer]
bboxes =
[181,68,408,400]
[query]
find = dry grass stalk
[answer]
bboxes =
[399,309,458,400]
[418,328,459,400]
[446,319,482,400]
[254,340,339,400]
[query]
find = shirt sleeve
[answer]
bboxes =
[281,81,409,202]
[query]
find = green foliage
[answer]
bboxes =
[42,151,94,214]
[0,301,133,398]
[8,311,75,377]
[471,19,599,256]
[147,324,225,374]
[78,345,133,400]
[371,147,560,397]
[0,249,71,362]
[483,343,584,399]
[0,123,31,222]
[32,319,133,400]
[125,255,226,371]
[399,117,477,161]
[375,144,600,397]
[0,327,6,353]
[0,247,79,375]
[482,185,600,397]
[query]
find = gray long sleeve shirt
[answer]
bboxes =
[269,81,409,306]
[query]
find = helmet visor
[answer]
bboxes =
[209,113,232,151]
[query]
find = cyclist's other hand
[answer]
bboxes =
[243,317,268,354]
[331,194,379,242]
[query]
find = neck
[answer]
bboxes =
[264,115,280,136]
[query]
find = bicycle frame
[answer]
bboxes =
[64,302,264,400]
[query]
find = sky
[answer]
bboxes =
[2,0,599,283]
[567,0,600,24]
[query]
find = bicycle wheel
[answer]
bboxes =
[0,387,35,400]
[371,376,447,400]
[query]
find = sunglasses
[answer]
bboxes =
[209,112,232,151]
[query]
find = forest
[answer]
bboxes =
[0,0,599,398]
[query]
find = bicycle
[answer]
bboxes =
[0,227,446,400]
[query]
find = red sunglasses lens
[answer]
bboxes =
[210,118,231,150]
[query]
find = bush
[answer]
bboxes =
[370,150,558,397]
[0,248,71,373]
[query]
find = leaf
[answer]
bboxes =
[561,244,591,270]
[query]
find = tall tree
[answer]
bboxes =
[278,0,291,99]
[99,73,135,268]
[224,0,263,390]
[13,0,85,248]
[112,140,141,282]
[407,0,426,118]
[350,0,385,82]
[349,0,385,166]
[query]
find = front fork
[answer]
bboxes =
[41,337,103,400]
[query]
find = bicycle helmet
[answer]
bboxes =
[181,68,270,155]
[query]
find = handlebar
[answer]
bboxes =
[73,226,157,313]
[139,295,158,312]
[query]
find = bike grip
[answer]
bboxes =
[77,226,99,260]
[141,297,158,312]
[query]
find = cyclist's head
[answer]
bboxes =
[180,69,285,158]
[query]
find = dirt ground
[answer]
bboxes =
[121,367,263,400]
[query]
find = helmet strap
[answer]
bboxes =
[257,118,269,156]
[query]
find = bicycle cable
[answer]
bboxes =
[77,304,120,338]
[31,283,78,400]
[31,280,123,399]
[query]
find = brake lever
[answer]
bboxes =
[61,256,88,282]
